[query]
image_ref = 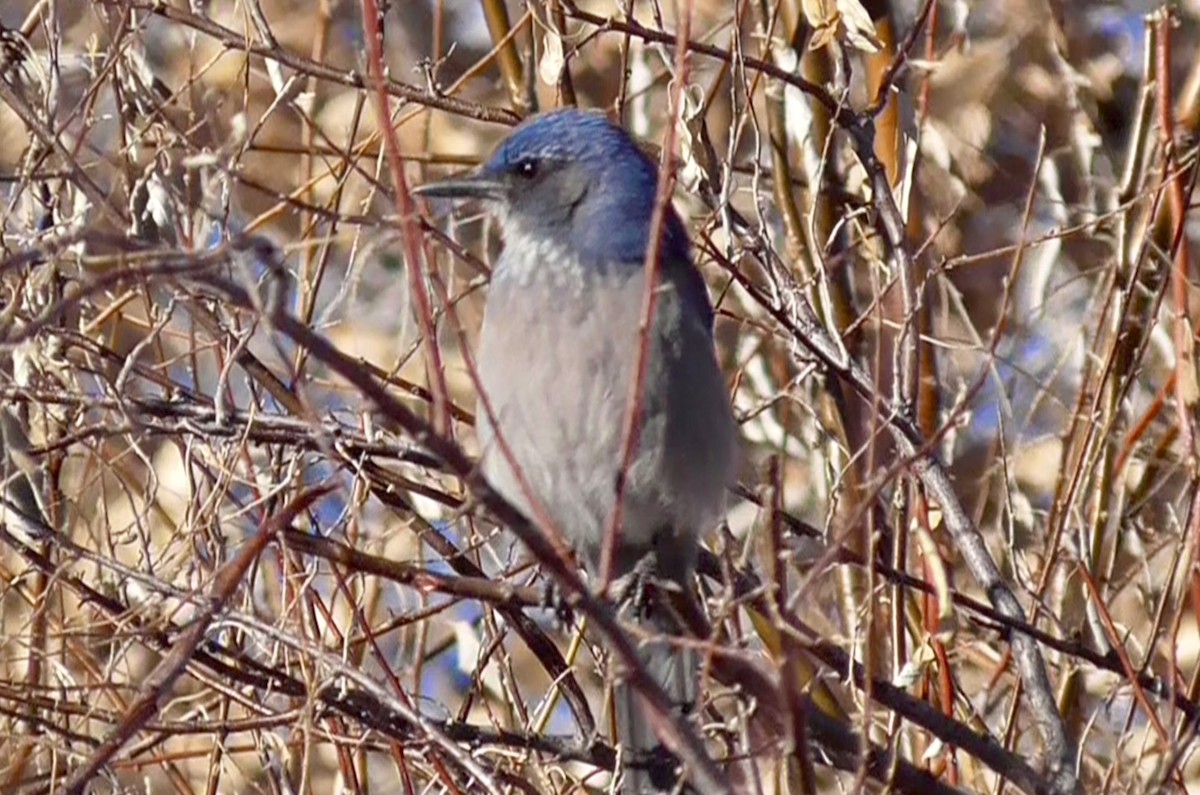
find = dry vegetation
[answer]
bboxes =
[0,0,1198,793]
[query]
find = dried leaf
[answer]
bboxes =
[801,0,837,30]
[803,0,882,53]
[676,87,706,193]
[538,28,565,86]
[923,737,947,763]
[836,0,884,52]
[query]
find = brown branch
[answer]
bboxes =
[601,0,693,588]
[129,1,520,126]
[55,486,332,795]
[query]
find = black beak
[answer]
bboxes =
[412,172,507,202]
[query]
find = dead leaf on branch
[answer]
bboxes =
[802,0,883,53]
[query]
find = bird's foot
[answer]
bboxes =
[615,555,660,620]
[622,744,689,793]
[540,579,575,627]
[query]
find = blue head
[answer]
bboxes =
[417,109,691,268]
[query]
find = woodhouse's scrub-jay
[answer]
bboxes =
[417,108,738,793]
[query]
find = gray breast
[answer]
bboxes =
[473,241,737,578]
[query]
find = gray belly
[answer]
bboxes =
[474,265,736,578]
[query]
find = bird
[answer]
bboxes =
[416,108,737,793]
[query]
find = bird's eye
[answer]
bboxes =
[515,159,539,179]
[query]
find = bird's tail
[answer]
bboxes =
[613,605,698,793]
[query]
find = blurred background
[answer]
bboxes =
[0,0,1198,792]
